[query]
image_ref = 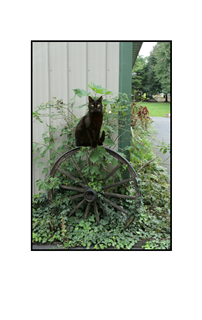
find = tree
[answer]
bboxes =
[153,42,170,100]
[132,43,171,101]
[132,55,147,95]
[145,46,162,97]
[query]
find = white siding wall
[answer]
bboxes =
[32,41,119,196]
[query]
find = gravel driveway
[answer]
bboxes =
[149,117,170,175]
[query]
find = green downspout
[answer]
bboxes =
[118,42,133,161]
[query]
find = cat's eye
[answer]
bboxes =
[97,104,100,107]
[91,104,94,107]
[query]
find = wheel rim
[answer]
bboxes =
[48,147,141,228]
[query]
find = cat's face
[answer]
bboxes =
[88,96,103,114]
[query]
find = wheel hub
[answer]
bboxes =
[84,186,98,202]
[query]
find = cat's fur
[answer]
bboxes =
[75,96,105,148]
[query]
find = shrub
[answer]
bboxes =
[131,103,152,130]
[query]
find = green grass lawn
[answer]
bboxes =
[136,102,170,117]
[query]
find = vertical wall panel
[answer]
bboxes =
[68,42,87,118]
[32,41,120,196]
[49,42,68,102]
[106,42,119,96]
[49,42,68,155]
[87,42,107,93]
[33,42,50,108]
[33,42,50,137]
[32,42,50,195]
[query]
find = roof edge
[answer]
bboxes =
[132,42,143,68]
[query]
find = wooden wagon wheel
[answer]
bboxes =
[48,147,141,228]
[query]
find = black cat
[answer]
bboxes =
[75,96,105,149]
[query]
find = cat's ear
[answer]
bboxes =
[88,96,93,102]
[97,96,102,102]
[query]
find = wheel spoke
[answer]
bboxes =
[102,163,122,184]
[57,168,86,187]
[86,150,90,167]
[102,178,132,190]
[124,216,135,229]
[104,192,137,200]
[97,201,108,216]
[70,156,88,185]
[59,185,84,192]
[84,202,91,220]
[102,196,128,215]
[69,193,84,200]
[94,202,99,225]
[68,199,86,218]
[48,189,53,203]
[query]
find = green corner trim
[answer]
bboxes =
[118,42,133,161]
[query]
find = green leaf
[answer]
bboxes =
[105,138,115,146]
[42,131,48,138]
[88,83,107,94]
[89,153,99,163]
[50,153,57,160]
[73,89,89,98]
[89,166,100,175]
[41,148,48,157]
[33,143,39,149]
[36,147,43,153]
[38,162,44,168]
[42,167,48,175]
[44,137,51,144]
[150,174,158,181]
[94,88,106,94]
